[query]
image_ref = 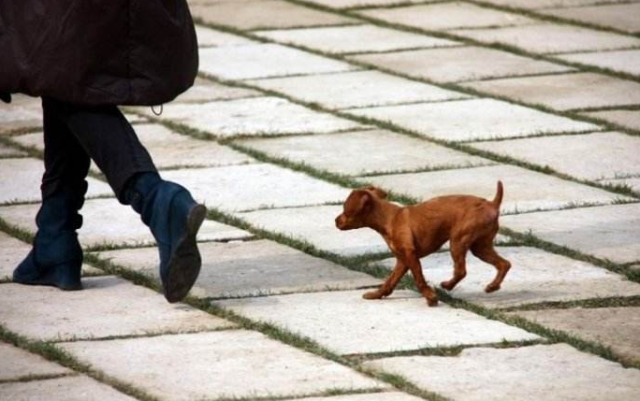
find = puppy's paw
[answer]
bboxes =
[426,297,439,307]
[363,290,383,300]
[484,283,501,293]
[440,280,455,291]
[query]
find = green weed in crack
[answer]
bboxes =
[499,295,640,313]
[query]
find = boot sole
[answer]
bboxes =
[164,204,207,303]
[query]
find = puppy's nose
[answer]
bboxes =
[335,215,344,229]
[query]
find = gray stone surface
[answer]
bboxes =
[464,73,640,111]
[96,239,380,299]
[0,376,139,401]
[0,197,252,249]
[0,95,42,134]
[469,132,640,181]
[558,49,640,76]
[190,0,356,30]
[452,23,640,54]
[172,77,262,103]
[364,344,640,401]
[359,2,534,31]
[304,0,429,8]
[541,3,640,33]
[377,247,640,308]
[293,394,425,401]
[0,143,25,157]
[350,46,572,83]
[195,25,256,48]
[255,25,459,54]
[237,205,390,256]
[156,97,362,138]
[348,98,597,142]
[364,165,629,214]
[582,110,640,131]
[0,158,111,204]
[0,343,71,381]
[501,203,640,264]
[510,307,640,363]
[199,43,359,80]
[162,164,350,212]
[247,70,468,110]
[215,290,539,355]
[235,130,494,176]
[59,331,386,400]
[0,276,234,341]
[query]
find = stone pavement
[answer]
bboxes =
[1,0,640,400]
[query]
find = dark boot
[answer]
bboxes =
[13,182,87,291]
[124,173,206,303]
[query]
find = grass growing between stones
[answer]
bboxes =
[0,372,77,385]
[499,295,640,312]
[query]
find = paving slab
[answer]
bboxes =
[541,3,640,33]
[0,158,112,204]
[464,72,640,111]
[154,97,363,138]
[0,197,252,249]
[237,205,390,256]
[199,43,359,81]
[59,331,385,400]
[582,109,640,131]
[510,307,640,363]
[0,143,25,157]
[364,165,629,214]
[501,203,640,264]
[216,290,539,354]
[255,25,459,54]
[0,95,42,134]
[349,46,573,83]
[451,23,640,54]
[96,239,380,299]
[172,77,262,103]
[481,0,627,9]
[359,2,534,31]
[0,343,71,381]
[293,394,424,401]
[235,129,493,176]
[348,98,597,142]
[190,0,356,30]
[0,376,139,401]
[162,164,350,212]
[194,25,256,47]
[364,344,640,401]
[247,70,469,110]
[0,276,234,341]
[469,132,640,181]
[557,49,640,76]
[377,246,640,308]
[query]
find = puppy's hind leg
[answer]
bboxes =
[440,238,470,291]
[470,236,511,293]
[363,259,408,300]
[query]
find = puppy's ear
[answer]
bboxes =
[364,186,388,199]
[346,190,371,214]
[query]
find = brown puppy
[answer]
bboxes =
[335,182,510,306]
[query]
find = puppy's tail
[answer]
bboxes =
[492,181,504,210]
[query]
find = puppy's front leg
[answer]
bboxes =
[403,252,438,307]
[363,259,408,300]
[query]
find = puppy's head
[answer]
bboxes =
[335,186,387,230]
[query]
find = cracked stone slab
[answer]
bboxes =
[96,239,380,299]
[464,73,640,111]
[195,25,256,48]
[215,290,539,355]
[0,343,71,381]
[248,70,469,110]
[469,132,640,181]
[292,394,424,401]
[451,23,640,54]
[0,197,252,249]
[377,247,640,308]
[510,307,640,364]
[480,0,627,9]
[582,110,640,131]
[0,143,25,157]
[364,165,629,214]
[558,49,640,76]
[0,95,42,134]
[359,2,534,31]
[349,46,573,83]
[0,376,139,401]
[0,158,112,204]
[155,97,363,138]
[171,77,262,103]
[237,205,389,256]
[59,331,386,400]
[235,129,494,176]
[0,276,234,341]
[540,3,640,33]
[199,43,359,80]
[364,344,640,401]
[190,0,356,30]
[348,98,597,142]
[162,164,350,212]
[255,25,459,54]
[501,203,640,264]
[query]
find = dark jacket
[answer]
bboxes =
[0,0,198,106]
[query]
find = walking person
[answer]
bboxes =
[0,0,204,303]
